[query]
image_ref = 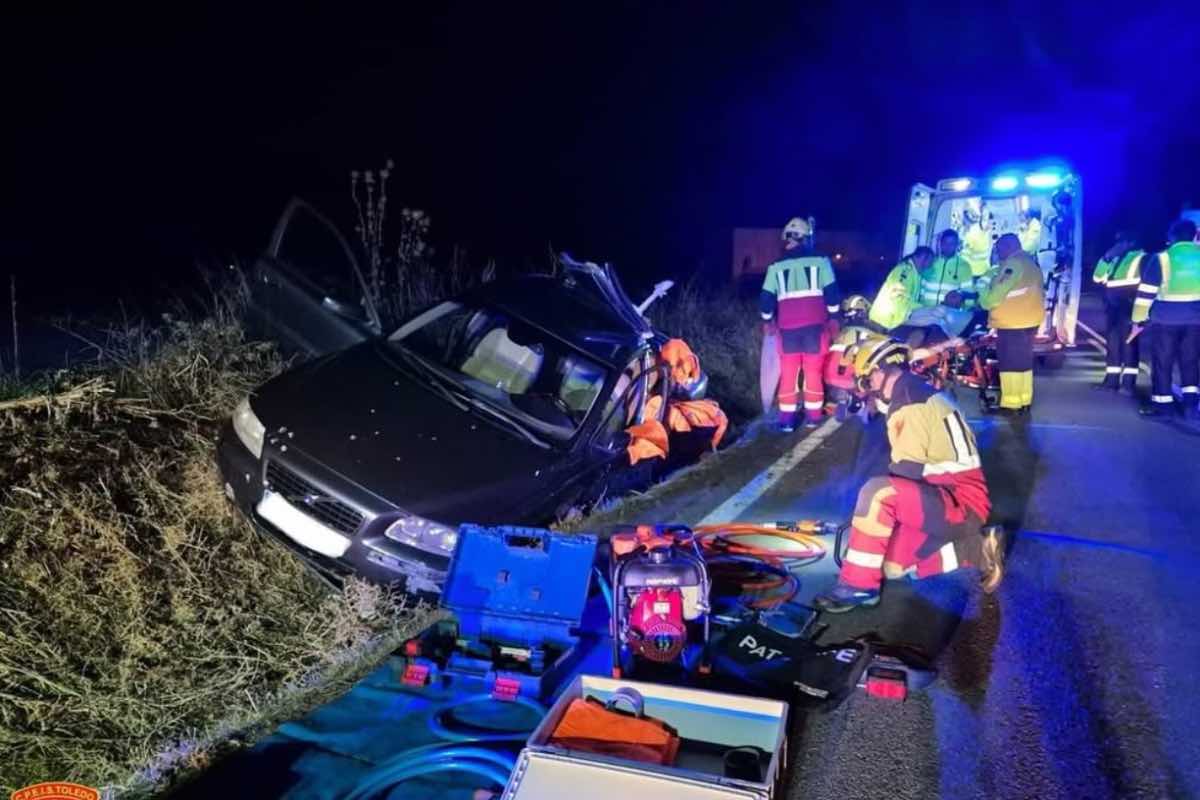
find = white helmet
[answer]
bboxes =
[782,216,813,243]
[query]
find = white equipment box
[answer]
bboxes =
[502,675,790,800]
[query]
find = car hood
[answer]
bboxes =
[249,342,574,522]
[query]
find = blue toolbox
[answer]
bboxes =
[400,524,598,702]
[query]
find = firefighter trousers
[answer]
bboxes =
[1103,292,1139,384]
[996,327,1036,410]
[1149,323,1200,406]
[778,351,825,425]
[840,476,983,591]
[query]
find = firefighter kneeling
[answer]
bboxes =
[813,335,1005,613]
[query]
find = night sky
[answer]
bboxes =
[6,2,1199,312]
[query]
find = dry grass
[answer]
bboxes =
[0,305,432,797]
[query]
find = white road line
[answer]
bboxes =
[698,417,843,524]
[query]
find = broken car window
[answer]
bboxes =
[390,301,609,439]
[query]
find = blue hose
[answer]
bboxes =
[347,692,546,798]
[428,693,546,742]
[347,751,514,800]
[593,566,613,615]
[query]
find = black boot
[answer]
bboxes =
[1094,373,1119,390]
[1139,401,1175,417]
[1120,374,1137,393]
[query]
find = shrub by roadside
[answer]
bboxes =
[0,313,432,797]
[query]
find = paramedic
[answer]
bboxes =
[813,335,1003,613]
[921,229,977,308]
[1133,219,1200,418]
[760,217,841,430]
[869,247,932,331]
[1092,231,1145,391]
[979,233,1045,414]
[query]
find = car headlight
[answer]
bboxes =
[232,397,266,460]
[384,514,459,554]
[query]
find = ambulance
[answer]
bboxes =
[900,166,1083,363]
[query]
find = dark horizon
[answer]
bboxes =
[5,2,1199,314]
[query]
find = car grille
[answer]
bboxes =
[265,461,364,536]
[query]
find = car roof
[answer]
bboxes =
[468,274,655,368]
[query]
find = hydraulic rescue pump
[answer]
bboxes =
[610,525,711,678]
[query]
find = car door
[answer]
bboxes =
[583,355,670,496]
[246,198,381,357]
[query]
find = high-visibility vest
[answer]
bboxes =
[979,251,1045,329]
[963,226,993,277]
[1093,250,1144,290]
[760,255,838,329]
[920,256,975,307]
[1133,242,1200,324]
[869,259,922,329]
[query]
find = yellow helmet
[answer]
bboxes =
[850,334,910,386]
[841,295,870,315]
[781,216,813,242]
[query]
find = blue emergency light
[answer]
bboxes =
[1024,172,1064,189]
[990,175,1020,192]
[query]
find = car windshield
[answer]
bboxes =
[388,301,611,441]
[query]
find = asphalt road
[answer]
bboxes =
[175,299,1200,799]
[578,301,1200,798]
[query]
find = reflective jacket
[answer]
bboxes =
[886,372,990,522]
[979,250,1045,330]
[760,252,841,352]
[963,226,993,277]
[760,254,839,327]
[1019,219,1042,255]
[920,255,976,307]
[1133,242,1200,325]
[869,259,922,330]
[1093,250,1144,291]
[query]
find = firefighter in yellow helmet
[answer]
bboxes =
[814,334,1003,612]
[979,233,1046,414]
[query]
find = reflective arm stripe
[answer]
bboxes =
[1105,277,1141,288]
[778,288,823,300]
[1133,298,1153,306]
[1006,287,1030,299]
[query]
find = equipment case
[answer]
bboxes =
[404,524,598,701]
[503,674,790,800]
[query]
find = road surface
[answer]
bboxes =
[174,299,1200,799]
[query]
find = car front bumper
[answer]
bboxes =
[216,422,450,595]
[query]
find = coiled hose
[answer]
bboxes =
[693,523,829,609]
[345,693,546,799]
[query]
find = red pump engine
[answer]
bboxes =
[610,525,711,677]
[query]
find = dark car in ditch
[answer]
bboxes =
[218,199,677,593]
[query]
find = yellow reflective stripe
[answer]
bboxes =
[1136,283,1160,294]
[1105,277,1141,288]
[1161,293,1200,302]
[1133,298,1153,306]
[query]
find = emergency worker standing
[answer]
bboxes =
[980,233,1045,414]
[1092,231,1145,391]
[921,230,977,308]
[1132,219,1200,418]
[869,247,932,330]
[813,336,1003,612]
[760,217,841,430]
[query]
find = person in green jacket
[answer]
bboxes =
[921,229,978,308]
[1092,231,1144,391]
[869,246,932,330]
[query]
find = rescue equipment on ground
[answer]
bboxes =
[693,522,830,611]
[547,687,681,766]
[610,525,711,677]
[506,674,790,799]
[403,524,597,701]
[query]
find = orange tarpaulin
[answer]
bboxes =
[549,696,681,766]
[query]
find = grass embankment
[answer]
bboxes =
[0,312,431,797]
